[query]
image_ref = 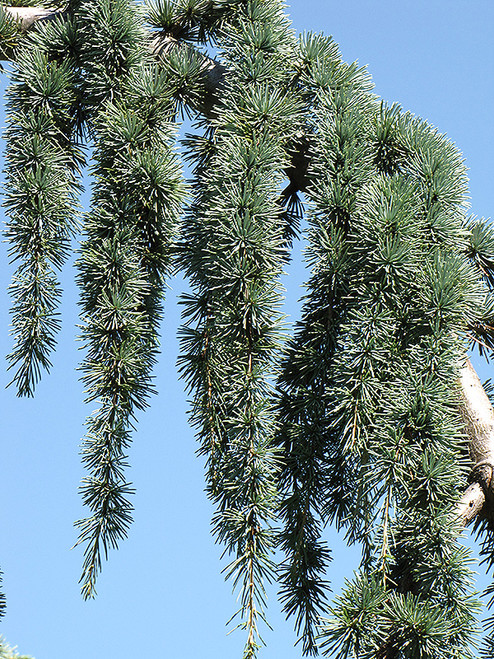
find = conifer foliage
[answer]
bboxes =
[1,1,494,657]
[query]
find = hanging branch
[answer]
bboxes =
[4,0,494,555]
[274,33,376,655]
[4,13,84,395]
[3,5,63,31]
[178,1,302,654]
[73,0,185,597]
[318,101,487,657]
[3,4,494,654]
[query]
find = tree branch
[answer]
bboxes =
[4,5,63,31]
[456,358,494,525]
[1,6,226,117]
[4,5,494,531]
[150,32,226,117]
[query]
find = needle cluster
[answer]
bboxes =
[2,1,494,657]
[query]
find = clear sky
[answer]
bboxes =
[0,1,493,658]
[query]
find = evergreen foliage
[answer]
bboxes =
[177,0,303,649]
[0,573,5,621]
[1,0,493,656]
[73,0,185,600]
[0,8,22,63]
[0,637,32,659]
[4,14,83,394]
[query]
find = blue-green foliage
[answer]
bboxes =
[275,35,376,655]
[178,2,302,654]
[0,636,32,659]
[4,15,83,395]
[275,32,488,658]
[73,0,185,598]
[0,7,22,63]
[2,1,494,657]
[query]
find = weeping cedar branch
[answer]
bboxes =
[3,4,227,117]
[3,4,494,527]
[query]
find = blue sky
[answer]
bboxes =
[0,1,493,657]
